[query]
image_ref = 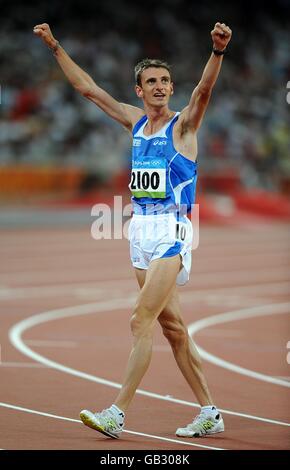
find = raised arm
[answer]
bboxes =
[33,24,144,131]
[180,22,232,132]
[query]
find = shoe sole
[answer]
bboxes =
[79,411,120,439]
[192,428,224,438]
[176,429,224,438]
[176,421,225,438]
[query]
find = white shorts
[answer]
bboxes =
[128,213,193,286]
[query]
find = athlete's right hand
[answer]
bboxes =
[33,23,58,49]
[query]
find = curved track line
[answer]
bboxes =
[8,299,290,427]
[188,302,290,387]
[0,402,225,450]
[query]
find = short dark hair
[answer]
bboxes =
[134,58,172,86]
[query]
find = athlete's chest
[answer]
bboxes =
[132,136,172,159]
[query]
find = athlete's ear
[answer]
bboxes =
[170,82,174,95]
[135,85,143,99]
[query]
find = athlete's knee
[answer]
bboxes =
[161,318,188,350]
[130,304,155,339]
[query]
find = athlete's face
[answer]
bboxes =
[135,67,173,107]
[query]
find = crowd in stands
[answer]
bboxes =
[0,0,289,191]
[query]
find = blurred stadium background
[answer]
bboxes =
[0,0,289,225]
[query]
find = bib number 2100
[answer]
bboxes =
[130,168,166,199]
[131,170,160,191]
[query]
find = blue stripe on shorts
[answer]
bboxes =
[161,241,182,258]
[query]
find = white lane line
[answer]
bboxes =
[0,402,225,450]
[9,298,290,427]
[188,302,290,388]
[0,362,49,368]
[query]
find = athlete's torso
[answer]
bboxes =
[129,112,198,216]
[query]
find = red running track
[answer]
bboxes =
[0,222,289,450]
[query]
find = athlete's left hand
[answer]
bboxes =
[211,22,232,51]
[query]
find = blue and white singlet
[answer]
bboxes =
[129,112,198,216]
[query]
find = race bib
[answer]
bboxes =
[129,157,167,199]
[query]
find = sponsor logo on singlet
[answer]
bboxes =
[152,139,167,146]
[133,139,141,147]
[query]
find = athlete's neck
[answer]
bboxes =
[143,105,175,135]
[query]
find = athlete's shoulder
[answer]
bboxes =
[120,103,145,132]
[132,113,147,135]
[173,106,198,136]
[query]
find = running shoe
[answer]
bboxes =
[79,408,124,439]
[176,410,224,437]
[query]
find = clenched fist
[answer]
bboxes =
[211,22,232,51]
[33,23,58,50]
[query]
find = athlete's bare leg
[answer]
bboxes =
[114,255,181,412]
[134,268,214,406]
[159,288,214,405]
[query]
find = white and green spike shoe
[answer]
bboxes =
[80,408,124,439]
[176,410,224,437]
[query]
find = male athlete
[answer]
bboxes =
[34,21,232,438]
